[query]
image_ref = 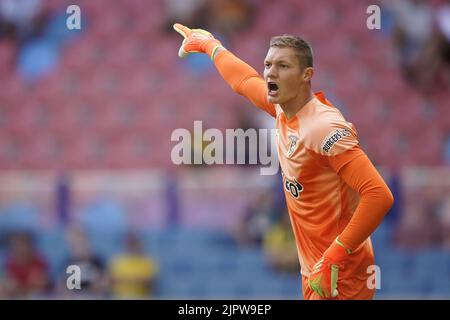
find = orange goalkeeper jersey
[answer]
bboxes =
[213,50,382,284]
[273,93,374,279]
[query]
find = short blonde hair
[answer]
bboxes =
[270,35,313,68]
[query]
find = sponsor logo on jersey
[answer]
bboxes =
[286,135,298,158]
[321,128,351,153]
[282,173,304,199]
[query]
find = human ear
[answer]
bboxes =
[303,67,314,82]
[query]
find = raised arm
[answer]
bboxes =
[173,23,276,117]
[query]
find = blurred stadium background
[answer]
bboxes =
[0,0,450,299]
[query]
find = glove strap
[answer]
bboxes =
[211,45,225,61]
[335,238,352,254]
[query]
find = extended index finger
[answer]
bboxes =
[173,23,191,39]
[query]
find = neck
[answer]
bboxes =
[280,88,314,120]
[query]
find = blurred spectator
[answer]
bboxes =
[235,109,263,168]
[409,0,450,92]
[385,172,402,226]
[2,232,51,298]
[439,193,450,249]
[165,0,253,39]
[263,211,298,274]
[165,170,180,227]
[191,0,254,40]
[168,0,253,76]
[0,0,45,42]
[56,173,71,227]
[422,187,445,246]
[388,0,450,92]
[390,0,434,88]
[164,0,205,28]
[396,187,443,248]
[432,0,450,87]
[108,233,159,299]
[57,227,108,299]
[233,191,279,247]
[444,132,450,165]
[0,275,7,299]
[17,36,59,83]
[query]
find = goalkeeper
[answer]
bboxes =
[173,23,394,300]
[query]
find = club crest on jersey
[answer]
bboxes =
[321,128,351,153]
[286,135,299,158]
[283,175,303,199]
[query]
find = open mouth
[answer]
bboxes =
[267,82,279,97]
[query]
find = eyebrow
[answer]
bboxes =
[264,59,291,64]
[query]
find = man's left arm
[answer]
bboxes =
[331,146,394,250]
[308,135,394,298]
[308,118,394,250]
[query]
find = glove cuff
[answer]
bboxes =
[323,237,352,265]
[210,45,226,61]
[203,39,223,58]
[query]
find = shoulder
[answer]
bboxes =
[302,99,359,157]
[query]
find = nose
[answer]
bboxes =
[265,65,278,80]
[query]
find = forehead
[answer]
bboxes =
[264,47,298,63]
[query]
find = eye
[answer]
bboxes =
[264,62,271,68]
[281,64,289,68]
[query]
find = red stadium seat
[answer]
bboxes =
[1,0,448,170]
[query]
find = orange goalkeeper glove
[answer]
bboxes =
[173,23,224,60]
[308,238,352,299]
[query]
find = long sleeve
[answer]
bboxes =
[331,147,394,251]
[213,50,276,117]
